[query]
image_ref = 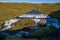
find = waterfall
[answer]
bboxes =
[0,19,20,31]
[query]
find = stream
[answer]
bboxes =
[0,13,60,40]
[0,16,60,38]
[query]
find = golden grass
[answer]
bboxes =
[11,19,35,30]
[0,2,60,30]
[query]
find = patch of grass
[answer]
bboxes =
[6,37,38,40]
[49,10,60,21]
[0,2,60,30]
[29,26,56,38]
[11,19,35,30]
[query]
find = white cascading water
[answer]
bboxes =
[1,19,20,31]
[2,13,58,31]
[1,15,48,31]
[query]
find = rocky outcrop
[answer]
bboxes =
[11,19,36,30]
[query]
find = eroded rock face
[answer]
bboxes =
[11,19,36,30]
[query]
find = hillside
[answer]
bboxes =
[0,2,60,29]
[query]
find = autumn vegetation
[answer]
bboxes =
[0,2,60,30]
[11,19,35,30]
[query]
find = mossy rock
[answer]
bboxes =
[11,19,36,30]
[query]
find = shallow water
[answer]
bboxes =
[0,16,60,38]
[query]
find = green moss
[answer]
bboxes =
[6,37,38,40]
[29,26,56,38]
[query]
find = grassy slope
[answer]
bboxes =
[0,2,60,29]
[11,19,35,30]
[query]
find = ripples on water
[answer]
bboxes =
[0,17,60,38]
[46,17,60,28]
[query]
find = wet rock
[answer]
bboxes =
[0,32,7,40]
